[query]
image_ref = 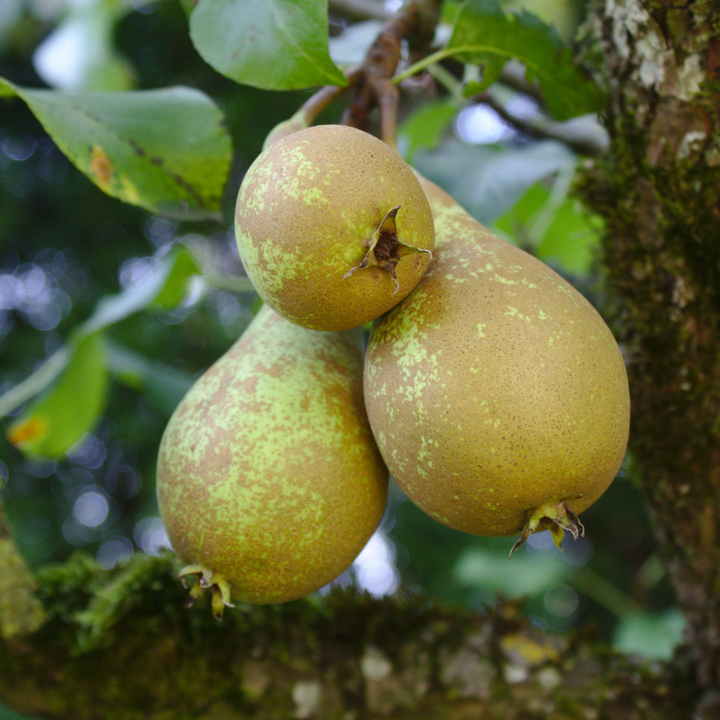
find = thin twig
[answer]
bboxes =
[341,0,443,147]
[477,91,609,156]
[262,66,364,149]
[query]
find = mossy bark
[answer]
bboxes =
[577,0,720,696]
[0,553,699,719]
[0,485,44,638]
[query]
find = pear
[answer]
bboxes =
[363,177,630,553]
[234,125,434,332]
[157,305,388,616]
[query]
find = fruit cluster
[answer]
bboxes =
[156,125,630,618]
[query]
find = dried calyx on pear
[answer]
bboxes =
[234,124,434,332]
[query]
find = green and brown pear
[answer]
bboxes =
[363,177,630,553]
[157,305,388,615]
[234,125,434,331]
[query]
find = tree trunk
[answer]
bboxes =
[578,0,720,700]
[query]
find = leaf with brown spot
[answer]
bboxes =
[6,332,108,459]
[0,77,231,220]
[90,145,113,187]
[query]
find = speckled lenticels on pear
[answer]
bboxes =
[363,176,630,555]
[157,305,388,617]
[234,124,434,331]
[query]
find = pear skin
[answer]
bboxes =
[363,177,630,552]
[157,305,388,614]
[235,125,434,331]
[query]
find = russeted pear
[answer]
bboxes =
[157,305,388,616]
[234,125,434,332]
[363,177,630,554]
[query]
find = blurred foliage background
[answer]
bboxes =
[0,0,682,695]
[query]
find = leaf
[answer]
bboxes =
[0,247,199,422]
[7,332,108,459]
[398,101,457,163]
[535,199,602,275]
[82,247,200,335]
[412,139,576,225]
[190,0,346,90]
[0,349,69,421]
[493,171,602,275]
[454,546,570,598]
[31,0,134,91]
[149,248,201,310]
[0,77,16,96]
[106,342,195,416]
[178,0,194,17]
[493,182,550,243]
[613,610,685,660]
[0,78,231,220]
[461,62,504,95]
[447,0,605,120]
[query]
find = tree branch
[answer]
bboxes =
[343,0,444,148]
[474,91,610,156]
[0,552,699,719]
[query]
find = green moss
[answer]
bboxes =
[0,549,701,719]
[0,488,45,638]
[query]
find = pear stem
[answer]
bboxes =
[262,66,363,150]
[341,0,443,151]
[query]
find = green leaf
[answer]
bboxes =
[412,139,576,225]
[442,1,465,23]
[0,78,231,220]
[329,19,383,67]
[82,247,200,335]
[190,0,346,90]
[178,0,194,18]
[454,545,570,598]
[0,349,69,421]
[106,342,195,416]
[149,248,201,310]
[492,171,602,275]
[32,0,134,92]
[493,182,549,243]
[447,0,604,120]
[0,247,199,423]
[461,62,503,96]
[7,332,108,459]
[398,101,457,164]
[613,610,685,660]
[536,199,602,275]
[0,77,16,96]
